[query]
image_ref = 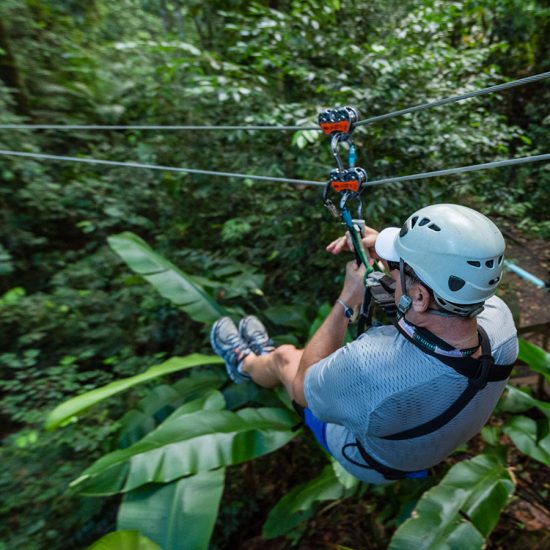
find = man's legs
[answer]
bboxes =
[210,315,304,400]
[242,348,332,454]
[241,345,303,401]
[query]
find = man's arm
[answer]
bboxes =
[292,260,366,406]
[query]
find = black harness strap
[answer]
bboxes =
[380,325,513,441]
[356,286,373,337]
[345,324,514,479]
[394,322,512,380]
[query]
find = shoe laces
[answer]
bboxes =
[248,328,268,342]
[223,333,249,365]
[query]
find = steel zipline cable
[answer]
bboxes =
[0,71,548,132]
[355,71,550,127]
[0,150,325,186]
[1,149,548,188]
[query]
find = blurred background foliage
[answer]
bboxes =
[0,0,549,548]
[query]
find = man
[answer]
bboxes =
[210,204,518,483]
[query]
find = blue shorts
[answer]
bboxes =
[303,407,332,455]
[301,408,427,480]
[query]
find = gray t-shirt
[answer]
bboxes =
[304,296,518,483]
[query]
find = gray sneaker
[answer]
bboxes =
[238,315,275,356]
[210,317,251,384]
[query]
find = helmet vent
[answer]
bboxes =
[411,216,419,228]
[448,276,465,291]
[498,255,503,265]
[467,260,481,268]
[428,223,441,231]
[399,223,408,237]
[485,259,494,268]
[489,276,500,285]
[419,217,430,226]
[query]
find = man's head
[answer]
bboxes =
[375,204,506,318]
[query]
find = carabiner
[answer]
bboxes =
[330,132,346,173]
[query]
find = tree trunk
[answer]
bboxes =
[0,19,31,118]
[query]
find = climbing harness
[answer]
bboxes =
[382,322,513,440]
[342,322,513,480]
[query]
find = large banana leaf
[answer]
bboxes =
[263,463,358,539]
[503,415,550,467]
[442,454,515,537]
[117,469,225,550]
[389,485,484,550]
[118,372,227,447]
[518,338,550,382]
[389,454,515,549]
[108,232,227,323]
[71,407,298,496]
[45,354,223,430]
[162,390,226,421]
[88,530,161,550]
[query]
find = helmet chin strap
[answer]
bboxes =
[397,258,412,317]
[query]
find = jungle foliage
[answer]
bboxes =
[0,0,549,548]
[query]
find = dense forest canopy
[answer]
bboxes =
[0,0,549,548]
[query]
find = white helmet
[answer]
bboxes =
[375,204,506,316]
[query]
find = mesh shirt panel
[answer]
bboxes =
[304,296,518,476]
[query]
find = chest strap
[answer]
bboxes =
[380,324,513,441]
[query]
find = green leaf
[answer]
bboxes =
[118,372,227,448]
[162,390,226,422]
[518,338,550,382]
[389,485,484,550]
[88,530,161,550]
[443,454,514,537]
[117,469,225,550]
[118,410,157,449]
[221,382,282,410]
[0,287,25,306]
[499,385,550,417]
[171,370,227,401]
[137,384,180,417]
[503,415,550,467]
[108,232,227,323]
[71,407,298,496]
[45,354,224,430]
[118,388,226,450]
[481,425,500,447]
[331,459,359,490]
[389,454,515,549]
[263,464,355,539]
[263,304,310,332]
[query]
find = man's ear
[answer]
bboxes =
[409,283,431,313]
